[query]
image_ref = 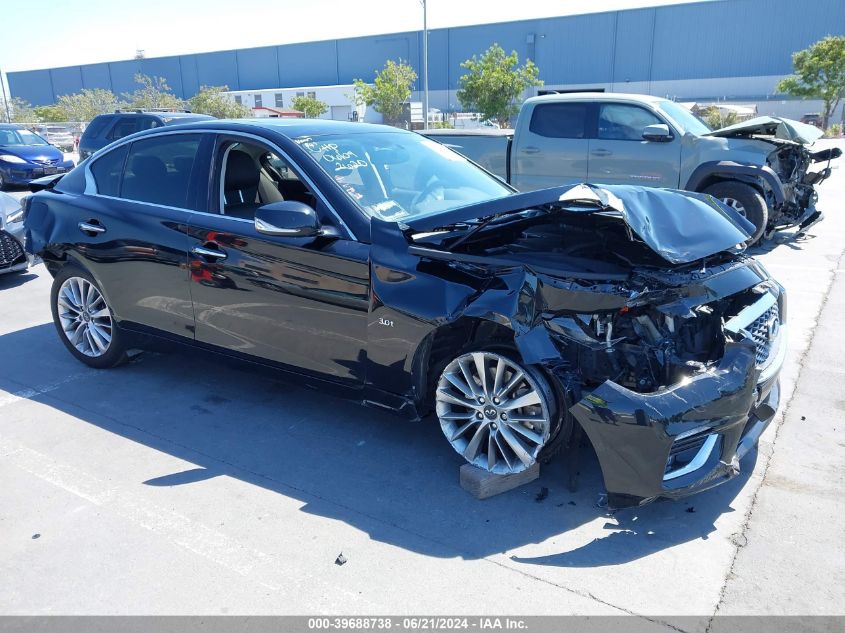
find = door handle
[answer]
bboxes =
[590,149,612,157]
[78,220,106,235]
[521,146,540,154]
[192,244,228,261]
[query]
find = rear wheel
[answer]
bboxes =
[435,350,561,474]
[50,266,128,368]
[703,181,768,245]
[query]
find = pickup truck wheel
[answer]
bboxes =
[703,181,768,245]
[435,350,560,474]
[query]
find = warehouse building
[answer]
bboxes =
[7,0,845,121]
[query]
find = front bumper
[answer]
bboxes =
[570,341,782,509]
[0,161,73,185]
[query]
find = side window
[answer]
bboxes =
[138,117,161,131]
[90,144,129,196]
[108,117,140,140]
[122,135,201,208]
[597,104,663,141]
[218,140,320,222]
[82,115,111,139]
[529,103,588,139]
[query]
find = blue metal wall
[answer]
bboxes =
[9,0,845,106]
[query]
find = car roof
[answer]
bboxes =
[164,118,409,138]
[525,92,668,105]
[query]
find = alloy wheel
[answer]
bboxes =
[435,352,552,474]
[57,277,113,357]
[721,196,747,217]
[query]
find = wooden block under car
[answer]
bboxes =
[459,462,540,499]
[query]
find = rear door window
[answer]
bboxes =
[529,103,589,139]
[82,115,112,139]
[121,135,202,208]
[90,144,129,196]
[108,117,141,140]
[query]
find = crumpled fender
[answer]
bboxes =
[684,160,785,204]
[569,342,758,508]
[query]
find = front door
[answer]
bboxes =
[187,136,370,386]
[587,102,682,188]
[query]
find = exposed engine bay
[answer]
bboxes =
[412,201,776,394]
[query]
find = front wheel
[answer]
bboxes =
[50,266,128,368]
[435,351,560,474]
[703,181,769,245]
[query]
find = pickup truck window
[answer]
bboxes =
[529,103,588,139]
[598,104,663,141]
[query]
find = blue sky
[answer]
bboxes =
[0,0,714,72]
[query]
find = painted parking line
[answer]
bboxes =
[0,434,376,610]
[0,372,93,409]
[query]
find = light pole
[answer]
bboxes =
[421,0,429,130]
[0,68,11,123]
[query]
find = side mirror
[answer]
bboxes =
[255,201,321,237]
[642,123,673,142]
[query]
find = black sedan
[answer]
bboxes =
[23,119,785,508]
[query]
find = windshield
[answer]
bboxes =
[656,100,712,136]
[0,128,51,146]
[295,132,512,221]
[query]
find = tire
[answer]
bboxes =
[703,181,769,245]
[434,349,564,474]
[50,265,128,369]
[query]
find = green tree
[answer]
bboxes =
[9,97,36,123]
[457,44,543,127]
[34,104,70,122]
[188,85,252,118]
[701,106,738,130]
[122,74,184,111]
[353,59,417,126]
[56,88,119,121]
[777,35,845,129]
[291,94,329,119]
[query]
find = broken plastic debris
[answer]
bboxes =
[535,487,549,502]
[686,507,696,513]
[335,552,347,566]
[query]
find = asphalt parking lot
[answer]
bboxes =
[1,143,844,624]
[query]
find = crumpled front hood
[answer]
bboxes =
[705,116,823,145]
[406,183,754,265]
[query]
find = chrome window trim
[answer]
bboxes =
[82,127,354,240]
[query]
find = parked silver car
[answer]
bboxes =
[0,192,27,275]
[36,125,76,152]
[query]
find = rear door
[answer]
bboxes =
[587,102,682,188]
[72,132,209,338]
[511,101,590,190]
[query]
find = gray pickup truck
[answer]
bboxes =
[422,92,841,244]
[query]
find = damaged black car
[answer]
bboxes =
[23,119,785,509]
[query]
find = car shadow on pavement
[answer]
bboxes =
[0,323,758,567]
[0,272,38,290]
